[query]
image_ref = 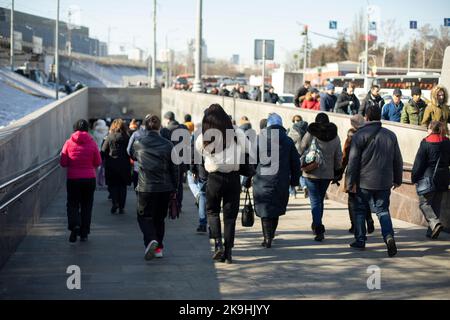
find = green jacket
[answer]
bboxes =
[401,99,427,126]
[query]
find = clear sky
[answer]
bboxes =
[1,0,449,64]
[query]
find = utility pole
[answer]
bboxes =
[192,0,203,93]
[150,0,157,88]
[364,5,370,91]
[303,26,308,74]
[261,40,266,103]
[55,0,60,100]
[10,0,14,71]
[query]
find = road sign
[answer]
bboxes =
[369,21,377,31]
[329,21,337,30]
[254,39,275,60]
[410,21,418,29]
[445,18,450,27]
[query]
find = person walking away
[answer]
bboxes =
[161,111,189,212]
[61,119,102,243]
[346,105,403,257]
[239,116,252,132]
[288,115,309,198]
[102,119,132,215]
[401,87,427,126]
[412,121,450,239]
[335,82,360,115]
[294,81,311,108]
[184,114,195,135]
[320,83,337,112]
[189,125,209,233]
[341,115,375,234]
[382,89,404,122]
[302,88,321,110]
[299,113,343,242]
[421,85,450,134]
[127,123,148,192]
[253,113,301,248]
[91,119,109,187]
[196,104,247,264]
[130,115,179,260]
[359,85,385,117]
[260,118,268,130]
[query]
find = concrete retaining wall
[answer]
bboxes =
[161,89,450,230]
[0,88,89,268]
[88,88,161,120]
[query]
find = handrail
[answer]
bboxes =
[0,154,60,191]
[0,164,60,214]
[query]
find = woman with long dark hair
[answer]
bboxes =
[60,119,102,243]
[102,119,132,214]
[195,104,247,264]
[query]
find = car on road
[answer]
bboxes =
[277,93,295,107]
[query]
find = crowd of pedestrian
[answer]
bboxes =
[59,92,449,263]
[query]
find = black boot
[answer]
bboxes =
[221,246,232,264]
[367,218,375,234]
[261,219,272,248]
[314,225,325,242]
[212,239,224,261]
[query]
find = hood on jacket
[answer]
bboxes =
[71,131,94,145]
[239,122,252,132]
[425,134,449,143]
[292,121,308,136]
[366,91,382,103]
[307,122,338,142]
[430,85,449,107]
[408,98,427,109]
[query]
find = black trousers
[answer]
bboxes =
[206,172,241,248]
[66,179,96,237]
[348,192,373,227]
[109,184,128,209]
[137,192,171,249]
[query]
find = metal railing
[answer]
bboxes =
[0,153,61,214]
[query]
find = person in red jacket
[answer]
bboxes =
[302,88,321,110]
[61,119,102,243]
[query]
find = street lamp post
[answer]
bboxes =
[55,0,60,100]
[192,0,203,93]
[150,0,157,88]
[10,0,14,71]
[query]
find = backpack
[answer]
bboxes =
[300,138,324,173]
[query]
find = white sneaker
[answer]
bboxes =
[144,240,159,261]
[154,248,163,258]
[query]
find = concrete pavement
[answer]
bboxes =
[0,186,449,300]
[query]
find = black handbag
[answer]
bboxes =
[241,188,255,227]
[239,153,256,177]
[416,157,440,196]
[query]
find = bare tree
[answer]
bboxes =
[379,19,403,67]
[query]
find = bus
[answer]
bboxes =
[327,74,440,101]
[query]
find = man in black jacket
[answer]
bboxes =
[130,115,179,260]
[346,105,403,257]
[294,81,311,108]
[335,82,360,115]
[359,85,385,117]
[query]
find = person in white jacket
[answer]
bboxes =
[195,104,248,264]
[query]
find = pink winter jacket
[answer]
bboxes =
[60,131,102,180]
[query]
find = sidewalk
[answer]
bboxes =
[0,186,449,300]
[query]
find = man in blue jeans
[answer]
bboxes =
[346,105,403,257]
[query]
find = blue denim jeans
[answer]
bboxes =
[188,172,207,226]
[305,179,331,228]
[300,176,307,189]
[355,188,394,244]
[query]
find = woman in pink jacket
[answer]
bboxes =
[61,119,102,243]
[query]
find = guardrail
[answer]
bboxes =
[0,153,60,215]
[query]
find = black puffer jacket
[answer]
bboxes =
[336,90,360,115]
[102,132,132,186]
[346,121,403,191]
[412,135,450,192]
[130,131,179,193]
[359,92,385,117]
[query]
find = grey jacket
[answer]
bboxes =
[346,121,403,191]
[299,122,343,180]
